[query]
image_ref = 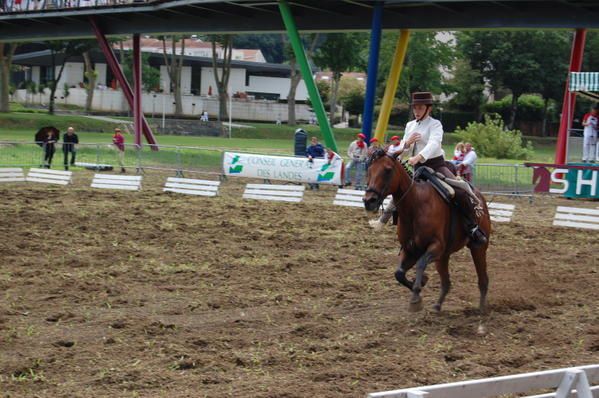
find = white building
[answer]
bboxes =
[12,48,312,122]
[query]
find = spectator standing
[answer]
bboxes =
[582,105,598,163]
[112,127,126,173]
[43,129,57,168]
[369,137,381,150]
[458,142,477,182]
[306,136,325,190]
[345,133,368,189]
[386,135,402,156]
[62,126,79,171]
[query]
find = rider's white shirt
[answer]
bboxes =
[399,116,445,162]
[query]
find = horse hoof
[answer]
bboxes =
[477,324,487,336]
[432,303,441,312]
[408,299,423,312]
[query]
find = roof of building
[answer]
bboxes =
[12,49,300,76]
[1,1,598,42]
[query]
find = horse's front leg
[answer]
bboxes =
[394,249,417,291]
[409,243,441,312]
[395,250,429,291]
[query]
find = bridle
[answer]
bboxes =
[365,150,416,210]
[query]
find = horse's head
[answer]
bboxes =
[363,148,400,212]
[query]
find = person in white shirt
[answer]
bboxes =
[458,143,477,182]
[386,135,402,156]
[345,133,368,188]
[582,105,598,163]
[369,92,486,246]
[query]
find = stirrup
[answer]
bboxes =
[469,225,487,246]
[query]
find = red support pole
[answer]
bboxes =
[133,33,142,148]
[89,17,159,150]
[555,28,586,165]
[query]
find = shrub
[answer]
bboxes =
[454,114,534,160]
[340,88,365,116]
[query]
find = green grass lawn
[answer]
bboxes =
[0,110,558,175]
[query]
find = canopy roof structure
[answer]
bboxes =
[1,0,599,42]
[570,72,599,101]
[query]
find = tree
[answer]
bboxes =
[45,40,90,115]
[377,32,453,104]
[533,31,570,135]
[208,34,234,126]
[160,36,187,117]
[0,42,18,113]
[122,52,160,92]
[446,59,486,118]
[313,33,367,125]
[457,31,543,129]
[283,33,319,126]
[341,87,365,117]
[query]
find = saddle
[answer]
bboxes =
[414,166,455,204]
[414,166,484,218]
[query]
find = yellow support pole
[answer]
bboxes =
[374,29,410,142]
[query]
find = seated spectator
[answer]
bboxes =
[306,136,325,189]
[457,142,477,182]
[451,142,465,165]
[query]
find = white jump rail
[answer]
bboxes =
[91,174,142,191]
[163,177,220,197]
[26,168,72,185]
[553,206,599,231]
[0,167,25,183]
[367,364,599,398]
[333,188,391,208]
[243,183,304,203]
[488,202,515,223]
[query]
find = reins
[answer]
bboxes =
[365,152,415,210]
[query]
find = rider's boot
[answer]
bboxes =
[466,197,487,246]
[458,193,487,246]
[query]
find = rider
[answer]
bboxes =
[397,92,486,246]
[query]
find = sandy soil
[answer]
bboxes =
[0,173,597,397]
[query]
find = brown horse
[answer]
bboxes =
[363,149,491,313]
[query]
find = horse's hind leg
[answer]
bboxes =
[470,246,489,313]
[433,255,451,312]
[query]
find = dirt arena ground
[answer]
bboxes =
[0,172,597,397]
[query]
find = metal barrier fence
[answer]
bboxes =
[567,128,584,164]
[0,141,535,196]
[472,163,534,197]
[0,141,223,176]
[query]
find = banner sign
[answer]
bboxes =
[526,163,599,199]
[223,152,344,185]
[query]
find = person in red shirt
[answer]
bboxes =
[112,127,126,173]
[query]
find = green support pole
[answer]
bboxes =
[278,0,338,153]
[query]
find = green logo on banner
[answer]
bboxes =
[317,172,335,182]
[320,163,331,172]
[229,155,243,173]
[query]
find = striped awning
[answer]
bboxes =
[570,72,599,100]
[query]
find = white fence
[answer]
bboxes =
[553,206,599,231]
[12,88,313,122]
[367,364,599,398]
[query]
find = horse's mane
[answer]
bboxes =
[367,147,413,178]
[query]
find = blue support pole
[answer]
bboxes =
[362,2,383,142]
